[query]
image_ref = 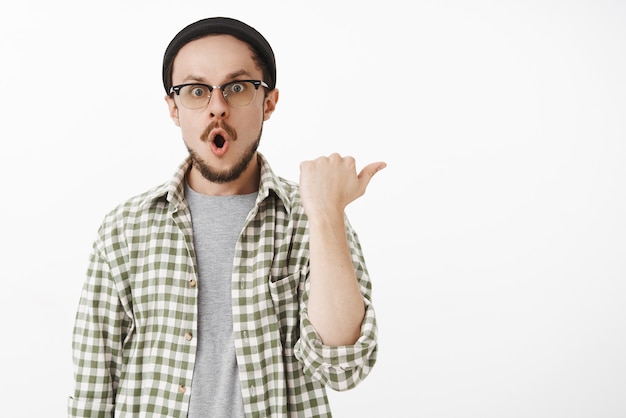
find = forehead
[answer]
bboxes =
[172,34,260,83]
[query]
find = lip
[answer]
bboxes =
[208,127,230,156]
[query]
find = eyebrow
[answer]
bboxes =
[181,69,252,84]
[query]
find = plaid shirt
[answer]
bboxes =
[69,153,378,417]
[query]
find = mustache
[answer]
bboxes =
[201,120,237,142]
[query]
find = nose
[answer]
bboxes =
[207,87,229,118]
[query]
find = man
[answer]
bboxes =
[69,16,385,417]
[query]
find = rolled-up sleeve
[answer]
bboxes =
[293,301,378,391]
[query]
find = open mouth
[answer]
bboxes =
[214,134,226,149]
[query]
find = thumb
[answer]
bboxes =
[357,161,387,192]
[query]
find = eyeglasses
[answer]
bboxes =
[169,80,268,109]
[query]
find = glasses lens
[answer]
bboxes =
[223,81,257,107]
[179,85,210,109]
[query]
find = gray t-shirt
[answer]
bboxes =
[185,183,257,418]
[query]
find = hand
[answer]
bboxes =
[299,153,386,217]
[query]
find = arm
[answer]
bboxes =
[299,153,386,346]
[69,241,130,417]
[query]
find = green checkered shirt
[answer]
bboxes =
[69,153,378,417]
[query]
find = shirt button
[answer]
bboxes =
[240,280,246,289]
[189,279,197,288]
[250,385,256,396]
[242,330,248,339]
[178,385,186,394]
[184,332,193,341]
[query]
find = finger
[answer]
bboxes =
[357,161,387,191]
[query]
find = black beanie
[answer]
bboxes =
[162,17,276,94]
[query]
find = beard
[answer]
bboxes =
[187,125,262,184]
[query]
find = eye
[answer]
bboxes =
[190,86,208,97]
[228,82,246,94]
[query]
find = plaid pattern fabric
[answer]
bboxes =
[69,153,378,417]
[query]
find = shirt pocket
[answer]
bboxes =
[268,270,303,346]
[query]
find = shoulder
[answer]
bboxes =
[258,153,304,216]
[99,158,190,230]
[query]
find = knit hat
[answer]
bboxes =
[162,17,276,94]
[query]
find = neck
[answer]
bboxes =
[187,155,260,196]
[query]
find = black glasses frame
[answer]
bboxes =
[169,80,268,97]
[169,80,268,108]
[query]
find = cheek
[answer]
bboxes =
[243,113,264,131]
[177,112,207,139]
[228,108,264,133]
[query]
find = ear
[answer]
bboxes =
[165,94,180,127]
[263,88,279,121]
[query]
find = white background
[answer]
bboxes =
[1,0,625,417]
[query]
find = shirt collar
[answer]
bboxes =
[138,152,293,214]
